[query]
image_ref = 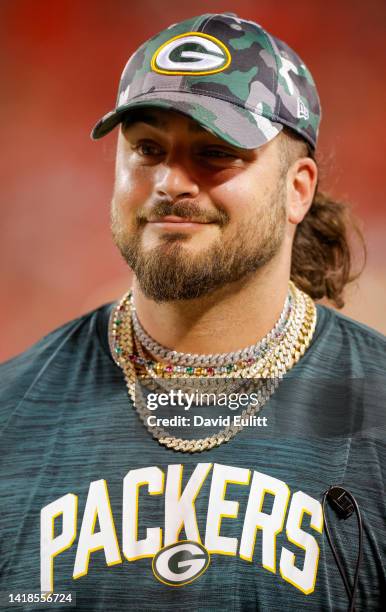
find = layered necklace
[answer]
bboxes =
[108,281,317,452]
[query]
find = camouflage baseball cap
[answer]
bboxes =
[91,13,321,149]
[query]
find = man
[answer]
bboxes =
[1,13,385,612]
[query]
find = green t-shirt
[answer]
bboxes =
[0,303,385,611]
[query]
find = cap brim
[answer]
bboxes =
[91,91,283,150]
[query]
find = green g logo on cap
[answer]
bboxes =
[151,32,231,76]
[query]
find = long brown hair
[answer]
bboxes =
[282,128,366,308]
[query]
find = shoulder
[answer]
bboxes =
[320,303,385,337]
[318,303,385,346]
[302,304,386,376]
[0,303,113,421]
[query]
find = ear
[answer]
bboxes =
[286,157,318,225]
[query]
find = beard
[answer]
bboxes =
[111,181,287,303]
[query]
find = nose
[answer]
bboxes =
[155,160,200,200]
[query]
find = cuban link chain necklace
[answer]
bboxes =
[108,281,317,452]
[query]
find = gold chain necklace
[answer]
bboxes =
[109,282,317,452]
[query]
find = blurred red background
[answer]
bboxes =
[1,0,385,362]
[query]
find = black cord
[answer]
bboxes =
[322,489,352,600]
[322,486,363,612]
[347,492,363,612]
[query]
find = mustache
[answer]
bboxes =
[137,199,229,227]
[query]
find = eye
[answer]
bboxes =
[198,147,237,161]
[133,140,164,157]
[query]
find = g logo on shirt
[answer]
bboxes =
[151,32,231,75]
[152,540,210,586]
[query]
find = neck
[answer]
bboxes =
[131,257,291,356]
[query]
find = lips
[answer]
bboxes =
[148,215,209,224]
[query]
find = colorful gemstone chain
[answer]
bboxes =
[108,282,317,453]
[130,291,292,367]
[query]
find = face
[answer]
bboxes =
[111,108,288,302]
